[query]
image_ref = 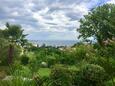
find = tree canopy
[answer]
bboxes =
[1,23,28,47]
[77,4,115,46]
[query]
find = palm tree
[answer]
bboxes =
[3,22,28,64]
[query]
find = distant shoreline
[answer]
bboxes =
[29,40,78,47]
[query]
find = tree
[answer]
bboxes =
[77,4,115,46]
[5,22,28,45]
[1,23,28,64]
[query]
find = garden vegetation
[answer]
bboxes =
[0,4,115,86]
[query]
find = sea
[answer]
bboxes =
[29,40,78,47]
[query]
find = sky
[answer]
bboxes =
[0,0,115,40]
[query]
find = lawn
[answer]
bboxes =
[38,68,51,77]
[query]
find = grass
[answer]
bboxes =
[38,68,51,77]
[37,65,78,77]
[68,65,78,71]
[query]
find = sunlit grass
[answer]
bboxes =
[38,68,51,77]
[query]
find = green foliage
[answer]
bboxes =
[59,45,92,65]
[1,8,115,86]
[0,45,9,65]
[50,64,73,86]
[0,77,36,86]
[74,45,87,60]
[4,23,28,45]
[0,64,35,86]
[13,66,32,78]
[0,44,21,66]
[33,75,51,86]
[21,55,29,65]
[60,50,77,65]
[0,23,28,65]
[10,63,32,78]
[75,64,107,86]
[46,56,57,67]
[95,41,115,85]
[100,41,115,58]
[78,4,115,46]
[96,57,115,84]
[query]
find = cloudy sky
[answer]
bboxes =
[0,0,114,40]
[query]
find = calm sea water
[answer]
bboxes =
[29,40,78,46]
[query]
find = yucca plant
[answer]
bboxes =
[0,64,37,86]
[0,77,36,86]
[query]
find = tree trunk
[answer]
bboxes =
[97,36,104,47]
[8,44,14,64]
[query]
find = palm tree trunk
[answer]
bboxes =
[8,44,14,64]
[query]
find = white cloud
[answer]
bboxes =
[0,0,108,40]
[11,11,19,16]
[107,0,115,4]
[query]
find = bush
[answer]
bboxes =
[50,64,72,86]
[28,59,40,74]
[74,64,107,86]
[46,56,57,67]
[74,45,87,61]
[21,55,29,65]
[13,66,32,78]
[60,52,77,65]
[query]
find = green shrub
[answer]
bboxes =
[75,64,107,86]
[12,66,32,78]
[9,61,23,74]
[96,57,115,85]
[60,52,77,65]
[46,56,57,67]
[21,55,29,65]
[74,45,87,61]
[28,61,39,74]
[50,64,72,86]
